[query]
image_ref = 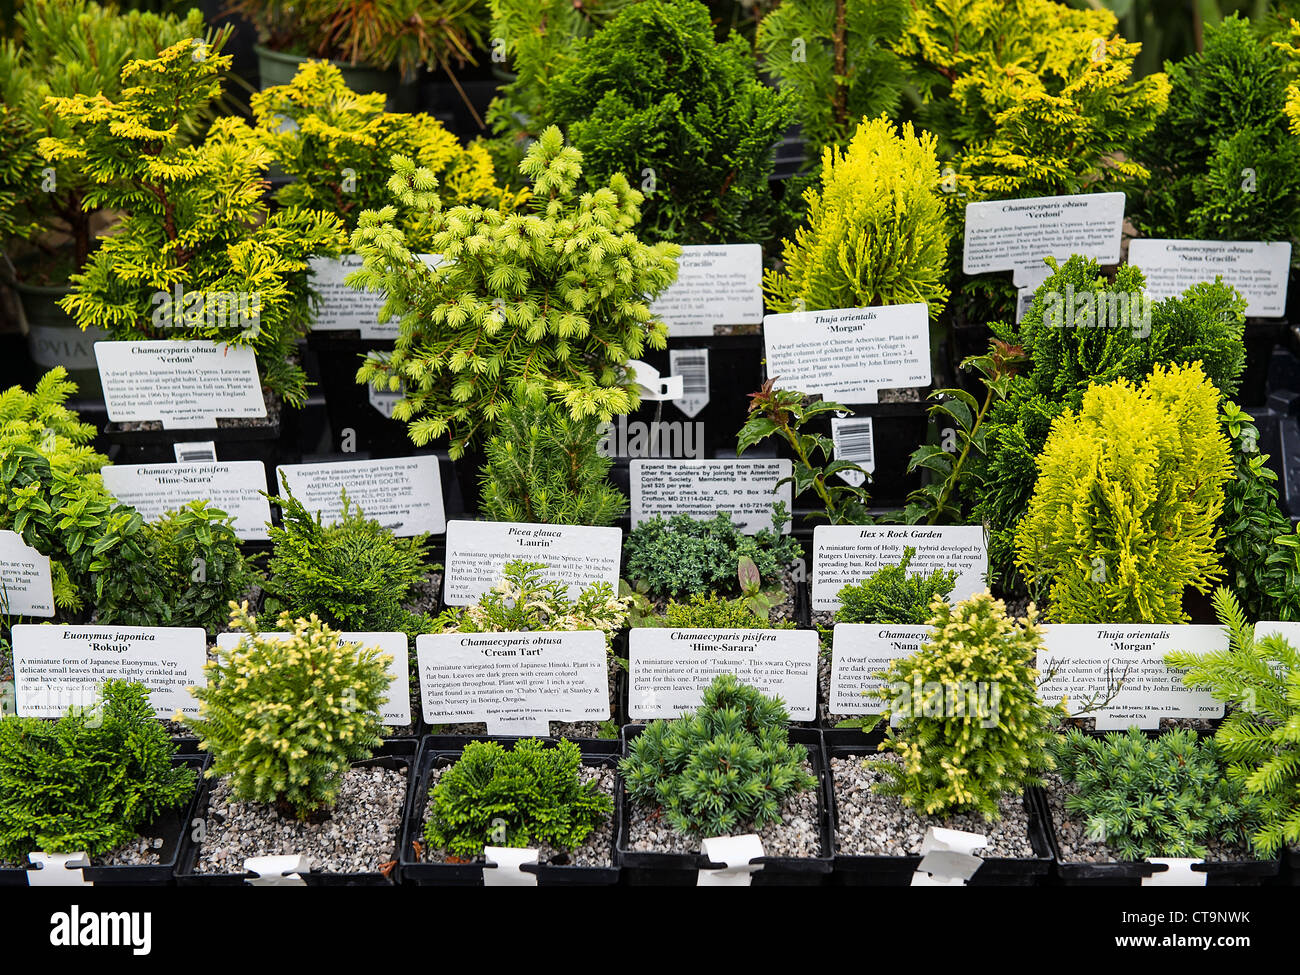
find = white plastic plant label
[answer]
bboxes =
[1141,858,1207,887]
[912,827,988,886]
[442,520,621,606]
[12,624,206,719]
[763,303,930,404]
[830,415,874,485]
[244,854,312,886]
[962,192,1125,274]
[27,852,93,887]
[217,631,410,726]
[650,244,764,336]
[668,348,709,417]
[0,530,55,617]
[627,359,683,401]
[309,253,443,336]
[629,458,793,533]
[415,630,610,730]
[628,628,818,720]
[172,441,217,463]
[829,624,931,717]
[812,525,988,612]
[484,847,540,886]
[100,461,272,541]
[1127,239,1291,317]
[1037,624,1226,729]
[698,834,765,886]
[94,340,265,429]
[276,456,446,536]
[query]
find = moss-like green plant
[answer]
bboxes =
[834,547,956,626]
[1051,727,1262,860]
[41,39,349,406]
[1015,362,1232,624]
[1166,588,1300,857]
[0,680,195,862]
[1131,13,1300,244]
[870,592,1062,820]
[183,604,392,819]
[423,738,612,858]
[251,59,510,242]
[652,592,796,630]
[764,115,951,318]
[479,385,626,527]
[624,506,802,602]
[265,479,438,640]
[620,673,817,837]
[350,125,679,457]
[544,0,791,245]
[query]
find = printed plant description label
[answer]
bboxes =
[763,303,930,403]
[0,530,55,617]
[217,630,410,726]
[829,624,931,716]
[627,628,818,719]
[12,624,206,718]
[812,525,988,611]
[629,458,793,533]
[308,254,443,337]
[416,630,609,732]
[275,456,446,536]
[650,244,764,336]
[95,341,265,429]
[100,461,271,541]
[963,192,1126,274]
[1256,620,1300,644]
[442,520,621,606]
[1037,624,1226,729]
[1127,239,1292,317]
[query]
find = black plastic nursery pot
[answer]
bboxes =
[400,736,622,886]
[305,334,421,460]
[822,729,1054,886]
[174,738,418,886]
[615,725,833,886]
[0,754,208,887]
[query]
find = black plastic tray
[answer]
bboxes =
[399,735,621,886]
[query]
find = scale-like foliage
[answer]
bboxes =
[183,604,391,819]
[1052,726,1262,860]
[765,116,951,316]
[1016,363,1232,623]
[1166,588,1300,857]
[350,125,679,457]
[478,385,626,527]
[620,674,816,838]
[870,592,1062,820]
[835,547,956,626]
[41,39,348,406]
[424,738,611,858]
[0,680,194,862]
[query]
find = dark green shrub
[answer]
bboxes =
[834,547,956,625]
[654,592,796,630]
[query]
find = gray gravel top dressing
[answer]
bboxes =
[624,756,822,859]
[418,763,616,868]
[1,832,172,870]
[831,755,1036,858]
[191,764,407,875]
[1040,772,1257,864]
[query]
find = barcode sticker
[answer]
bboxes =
[669,348,709,418]
[173,441,217,463]
[831,417,874,486]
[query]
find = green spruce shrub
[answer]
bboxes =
[0,680,195,862]
[183,604,392,819]
[1131,13,1300,243]
[624,506,801,602]
[1051,727,1262,860]
[544,0,792,245]
[41,39,349,406]
[870,592,1062,820]
[834,547,956,625]
[1015,362,1232,624]
[478,385,626,527]
[620,674,817,837]
[423,738,612,858]
[264,479,438,639]
[350,125,679,457]
[1166,588,1300,857]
